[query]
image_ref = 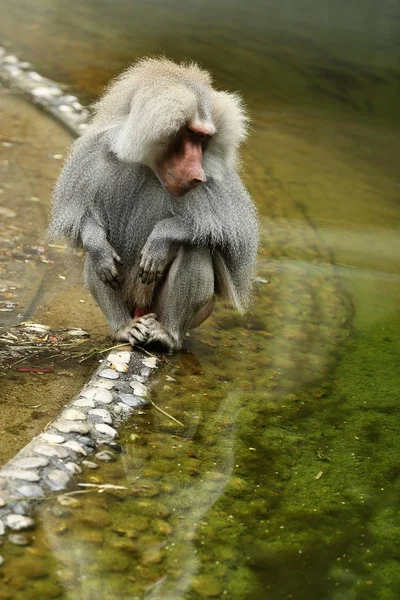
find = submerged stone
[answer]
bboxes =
[0,521,5,536]
[95,450,116,462]
[5,514,35,531]
[65,462,82,475]
[119,393,145,407]
[82,460,98,469]
[9,533,30,546]
[47,470,71,491]
[17,484,45,498]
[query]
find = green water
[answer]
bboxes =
[0,0,399,598]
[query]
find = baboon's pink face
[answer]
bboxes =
[155,125,213,197]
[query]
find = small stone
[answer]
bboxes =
[80,530,103,544]
[77,436,96,448]
[9,501,31,515]
[57,496,80,508]
[131,374,145,383]
[92,379,114,390]
[95,451,116,462]
[141,545,163,565]
[107,351,130,363]
[141,367,151,378]
[9,533,29,546]
[0,470,40,482]
[0,521,5,536]
[142,357,158,369]
[89,409,112,424]
[40,433,65,444]
[82,460,98,469]
[5,514,35,531]
[129,382,147,397]
[81,387,113,404]
[0,497,5,507]
[119,393,146,407]
[116,403,134,414]
[98,369,119,380]
[191,576,223,598]
[65,462,82,475]
[95,423,118,438]
[73,398,95,408]
[17,484,45,498]
[0,556,4,566]
[33,443,70,458]
[47,470,71,491]
[62,409,86,421]
[13,457,49,469]
[54,420,90,434]
[62,440,87,455]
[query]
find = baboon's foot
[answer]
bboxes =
[114,313,157,347]
[145,320,182,352]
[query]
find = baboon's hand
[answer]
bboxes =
[139,239,169,285]
[92,247,124,289]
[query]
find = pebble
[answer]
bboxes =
[77,436,95,448]
[92,379,114,390]
[17,484,45,498]
[141,545,163,565]
[0,497,5,507]
[107,351,131,363]
[95,451,116,462]
[65,462,82,475]
[62,409,86,421]
[63,440,87,455]
[119,393,145,408]
[57,496,80,508]
[54,420,90,434]
[191,576,223,598]
[73,398,95,408]
[9,501,31,515]
[89,409,112,424]
[33,443,70,458]
[0,521,5,536]
[82,460,98,469]
[9,533,29,546]
[141,367,151,378]
[13,457,49,469]
[5,514,35,531]
[0,470,40,482]
[116,403,134,414]
[130,381,147,396]
[81,387,113,404]
[40,433,65,444]
[47,470,71,491]
[95,423,118,438]
[98,369,120,380]
[0,556,3,566]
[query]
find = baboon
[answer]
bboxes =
[49,58,259,351]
